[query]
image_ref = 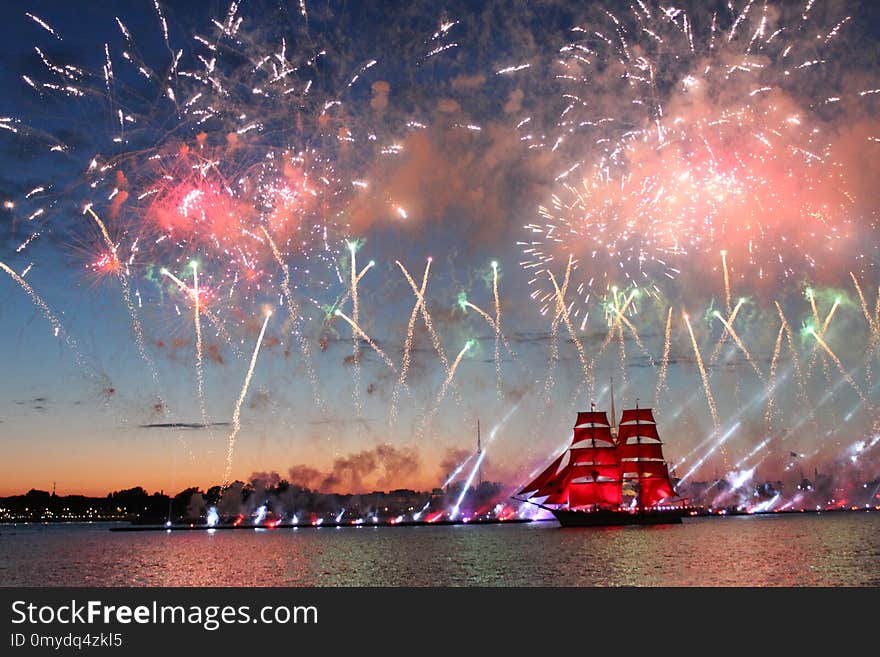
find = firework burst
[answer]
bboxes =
[517,0,877,314]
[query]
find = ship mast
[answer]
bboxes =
[610,376,617,439]
[635,397,642,511]
[590,401,596,448]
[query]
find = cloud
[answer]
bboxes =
[205,343,224,365]
[451,73,486,90]
[286,465,324,490]
[347,121,556,246]
[247,388,272,411]
[439,447,472,481]
[307,418,373,430]
[370,80,390,112]
[15,396,49,411]
[139,422,230,430]
[284,443,421,493]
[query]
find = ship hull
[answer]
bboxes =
[551,507,686,527]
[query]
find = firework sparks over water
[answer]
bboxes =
[223,308,272,487]
[417,339,474,441]
[390,258,432,428]
[0,1,878,508]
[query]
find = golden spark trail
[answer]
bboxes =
[549,259,592,393]
[492,261,502,399]
[334,309,398,373]
[875,285,880,386]
[808,288,820,326]
[0,261,64,339]
[192,262,208,427]
[462,301,515,357]
[617,321,628,393]
[875,285,880,368]
[611,304,641,338]
[712,301,753,419]
[159,269,188,290]
[596,322,616,358]
[774,301,806,403]
[262,227,324,412]
[808,328,871,407]
[349,242,362,416]
[713,312,765,382]
[766,321,785,426]
[327,265,374,316]
[541,256,573,409]
[161,268,238,355]
[390,259,430,427]
[203,309,239,356]
[609,299,652,362]
[709,298,745,366]
[721,249,732,314]
[417,340,472,439]
[875,285,880,329]
[542,310,562,408]
[86,208,158,391]
[85,207,114,255]
[597,289,636,359]
[872,283,880,389]
[683,310,722,449]
[817,296,842,385]
[850,272,879,385]
[223,309,272,487]
[821,297,841,334]
[805,289,836,384]
[655,307,673,407]
[597,289,648,388]
[398,262,464,408]
[465,301,495,327]
[0,260,135,442]
[397,262,446,366]
[617,289,638,316]
[850,272,875,332]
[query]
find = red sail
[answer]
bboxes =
[621,460,675,506]
[517,453,564,497]
[639,477,675,506]
[617,442,666,462]
[619,408,656,425]
[571,425,614,447]
[621,460,671,479]
[617,423,660,443]
[570,446,619,466]
[536,466,571,504]
[569,481,622,507]
[574,411,610,427]
[571,463,620,480]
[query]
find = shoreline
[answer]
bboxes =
[0,506,876,531]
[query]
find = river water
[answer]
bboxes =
[1,513,878,586]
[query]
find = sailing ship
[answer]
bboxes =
[515,390,690,527]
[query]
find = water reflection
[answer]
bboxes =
[0,514,877,586]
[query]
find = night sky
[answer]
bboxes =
[1,0,878,499]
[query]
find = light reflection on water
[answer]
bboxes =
[1,514,878,586]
